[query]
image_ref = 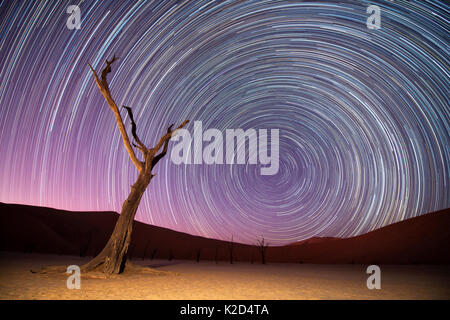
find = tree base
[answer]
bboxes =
[32,260,177,278]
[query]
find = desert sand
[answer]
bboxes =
[0,252,449,300]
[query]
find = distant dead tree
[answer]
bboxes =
[215,246,219,264]
[151,248,158,260]
[228,235,234,264]
[256,236,269,264]
[76,56,189,274]
[142,240,151,260]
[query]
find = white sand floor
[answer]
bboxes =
[0,252,449,300]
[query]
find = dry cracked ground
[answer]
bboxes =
[0,252,449,300]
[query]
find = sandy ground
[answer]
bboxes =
[0,252,449,300]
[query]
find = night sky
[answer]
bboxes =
[0,0,448,245]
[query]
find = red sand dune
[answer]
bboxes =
[0,202,449,264]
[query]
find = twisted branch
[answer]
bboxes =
[152,120,189,154]
[122,106,147,153]
[89,56,189,172]
[88,57,143,171]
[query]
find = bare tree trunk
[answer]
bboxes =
[256,237,269,265]
[228,235,234,264]
[82,171,152,273]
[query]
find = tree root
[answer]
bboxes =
[31,260,177,278]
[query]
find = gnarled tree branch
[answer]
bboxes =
[151,125,172,167]
[122,106,147,154]
[152,120,189,155]
[88,59,143,171]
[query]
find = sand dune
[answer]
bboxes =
[0,202,449,264]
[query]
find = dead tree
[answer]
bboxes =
[151,248,158,260]
[77,56,189,274]
[215,246,219,264]
[228,235,234,264]
[256,237,269,264]
[142,240,151,260]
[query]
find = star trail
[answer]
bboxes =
[0,0,448,245]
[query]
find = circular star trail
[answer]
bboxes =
[0,0,448,245]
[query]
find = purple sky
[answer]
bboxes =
[0,0,448,245]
